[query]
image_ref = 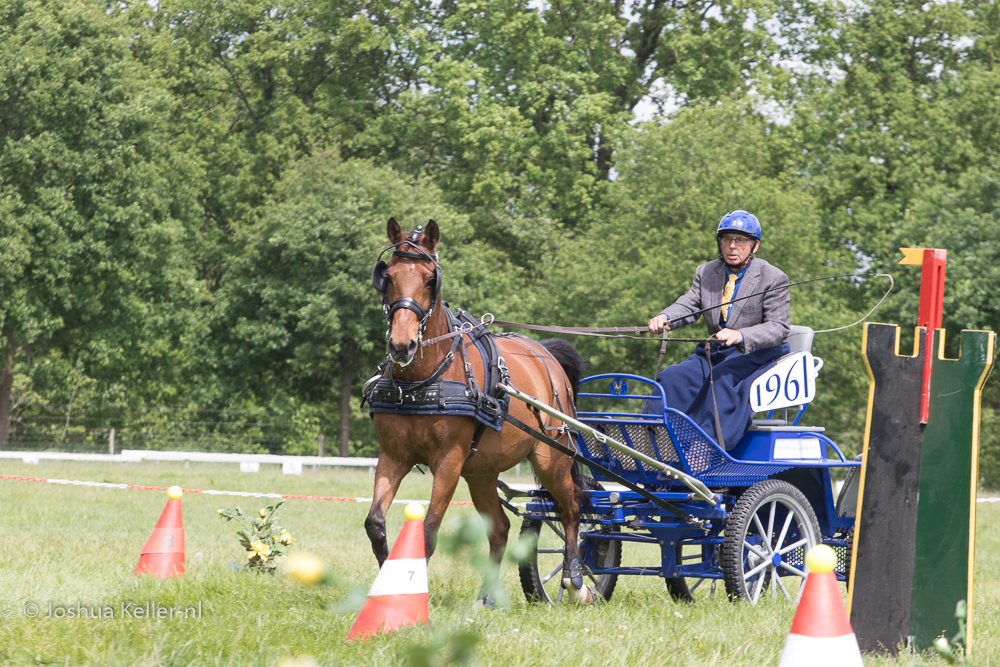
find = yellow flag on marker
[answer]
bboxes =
[899,248,924,265]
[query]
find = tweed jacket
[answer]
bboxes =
[661,258,790,354]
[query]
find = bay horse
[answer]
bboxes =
[363,217,593,603]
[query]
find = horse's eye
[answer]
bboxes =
[425,278,436,289]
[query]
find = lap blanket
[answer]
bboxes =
[653,342,790,450]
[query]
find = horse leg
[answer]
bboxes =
[424,443,468,559]
[530,447,593,604]
[466,473,510,604]
[364,456,411,567]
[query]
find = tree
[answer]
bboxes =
[0,0,194,448]
[536,104,870,450]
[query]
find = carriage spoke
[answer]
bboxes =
[771,567,777,598]
[766,501,777,547]
[751,569,765,604]
[775,512,794,553]
[540,563,562,585]
[689,578,707,593]
[743,540,768,560]
[557,585,564,603]
[778,538,808,556]
[779,562,806,577]
[544,521,565,541]
[775,573,792,601]
[743,558,770,581]
[752,514,770,550]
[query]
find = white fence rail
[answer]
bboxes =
[0,449,378,475]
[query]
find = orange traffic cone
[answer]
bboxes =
[777,545,863,667]
[134,486,185,578]
[346,503,429,641]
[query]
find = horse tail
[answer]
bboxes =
[539,338,585,403]
[538,338,593,497]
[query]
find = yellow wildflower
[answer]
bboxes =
[279,530,294,545]
[217,509,224,514]
[259,508,267,518]
[248,539,272,562]
[285,553,324,585]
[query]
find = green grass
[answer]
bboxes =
[0,461,996,666]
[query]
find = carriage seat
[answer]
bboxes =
[750,325,823,429]
[786,324,816,355]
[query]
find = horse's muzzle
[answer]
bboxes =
[387,338,418,366]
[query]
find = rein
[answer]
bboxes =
[438,272,894,345]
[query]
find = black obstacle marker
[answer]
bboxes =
[848,322,926,653]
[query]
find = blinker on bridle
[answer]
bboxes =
[371,226,442,337]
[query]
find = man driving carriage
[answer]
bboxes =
[647,210,790,449]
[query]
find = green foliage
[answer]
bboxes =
[217,500,294,571]
[1,0,997,483]
[0,0,197,440]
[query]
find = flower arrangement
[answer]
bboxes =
[217,500,295,572]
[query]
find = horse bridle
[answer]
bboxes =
[371,226,442,337]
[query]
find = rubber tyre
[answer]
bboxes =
[721,479,821,603]
[665,541,694,602]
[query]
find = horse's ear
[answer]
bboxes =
[424,220,440,253]
[386,217,404,244]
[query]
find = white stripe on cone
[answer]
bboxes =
[367,558,428,597]
[777,633,864,667]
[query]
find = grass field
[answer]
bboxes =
[1,461,997,666]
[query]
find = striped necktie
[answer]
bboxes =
[721,273,738,322]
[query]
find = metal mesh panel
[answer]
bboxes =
[834,544,850,577]
[665,412,726,475]
[578,431,608,462]
[604,426,638,471]
[699,463,790,486]
[622,424,680,464]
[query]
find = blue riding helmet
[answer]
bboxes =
[717,210,761,241]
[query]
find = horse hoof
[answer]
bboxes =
[560,583,595,605]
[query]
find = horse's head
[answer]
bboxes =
[374,217,441,366]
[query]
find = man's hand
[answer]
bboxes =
[648,314,670,334]
[715,328,743,348]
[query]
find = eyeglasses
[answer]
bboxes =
[719,235,754,248]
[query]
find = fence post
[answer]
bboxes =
[109,428,115,456]
[318,433,325,458]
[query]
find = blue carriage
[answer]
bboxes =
[500,326,860,604]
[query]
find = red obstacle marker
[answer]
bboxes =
[778,545,862,667]
[134,486,185,578]
[346,503,429,641]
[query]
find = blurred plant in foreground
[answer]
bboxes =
[911,600,970,666]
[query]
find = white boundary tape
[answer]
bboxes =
[0,449,379,470]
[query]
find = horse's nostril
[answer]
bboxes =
[407,340,417,353]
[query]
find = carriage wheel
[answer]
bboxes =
[517,518,621,604]
[720,480,821,604]
[666,541,705,603]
